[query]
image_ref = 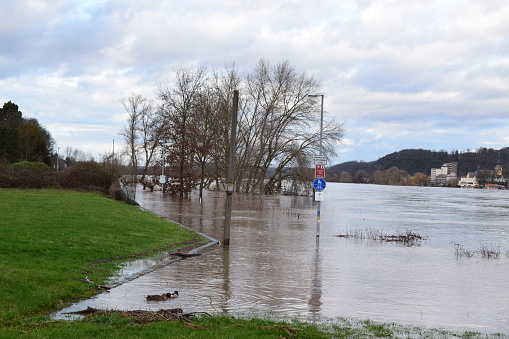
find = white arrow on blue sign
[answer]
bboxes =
[313,178,326,191]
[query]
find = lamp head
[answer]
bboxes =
[307,92,324,97]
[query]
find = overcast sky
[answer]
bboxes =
[1,0,508,165]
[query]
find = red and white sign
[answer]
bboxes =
[315,165,325,178]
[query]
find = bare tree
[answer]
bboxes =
[192,87,220,196]
[236,59,343,194]
[354,170,371,183]
[64,146,94,165]
[205,63,243,191]
[138,105,164,188]
[157,66,207,195]
[119,93,162,189]
[120,94,143,178]
[339,171,352,183]
[476,170,491,188]
[374,166,409,185]
[410,172,428,186]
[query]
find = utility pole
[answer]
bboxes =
[223,90,239,246]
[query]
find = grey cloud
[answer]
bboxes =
[0,2,122,77]
[350,58,437,93]
[2,0,509,163]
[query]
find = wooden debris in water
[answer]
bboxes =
[64,307,210,323]
[169,252,202,258]
[78,277,111,290]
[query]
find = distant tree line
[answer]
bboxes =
[328,147,509,185]
[333,166,429,186]
[120,59,344,196]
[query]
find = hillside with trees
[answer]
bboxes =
[328,147,509,183]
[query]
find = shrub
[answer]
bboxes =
[57,161,119,193]
[108,179,138,205]
[0,161,55,188]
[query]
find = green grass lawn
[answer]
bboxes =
[0,189,504,338]
[0,189,201,324]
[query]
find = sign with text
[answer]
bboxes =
[314,155,327,165]
[315,165,325,178]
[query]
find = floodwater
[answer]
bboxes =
[56,183,509,334]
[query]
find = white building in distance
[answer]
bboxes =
[430,162,458,186]
[458,159,507,188]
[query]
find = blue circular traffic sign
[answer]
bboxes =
[313,178,326,191]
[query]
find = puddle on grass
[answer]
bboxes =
[106,239,217,287]
[53,231,219,320]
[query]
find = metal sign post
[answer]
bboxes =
[309,93,325,237]
[313,178,326,236]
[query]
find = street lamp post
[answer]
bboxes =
[56,147,60,172]
[308,93,324,237]
[161,148,165,195]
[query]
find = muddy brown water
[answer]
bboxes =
[55,183,509,334]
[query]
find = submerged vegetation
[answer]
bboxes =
[335,230,507,261]
[451,242,507,259]
[334,228,428,244]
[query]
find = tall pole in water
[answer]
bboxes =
[224,90,239,246]
[308,93,324,237]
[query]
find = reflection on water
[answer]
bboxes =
[56,183,509,334]
[308,237,322,320]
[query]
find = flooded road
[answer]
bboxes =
[57,183,509,334]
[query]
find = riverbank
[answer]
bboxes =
[0,189,504,338]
